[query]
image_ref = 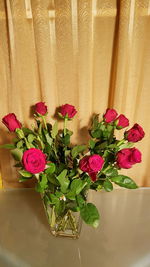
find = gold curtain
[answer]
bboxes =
[0,0,150,188]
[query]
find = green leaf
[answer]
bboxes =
[40,174,48,190]
[103,179,113,192]
[35,183,44,193]
[110,175,138,189]
[66,129,73,136]
[27,134,36,143]
[92,114,99,129]
[118,142,133,151]
[91,129,102,139]
[16,140,24,149]
[62,134,70,146]
[71,145,86,159]
[22,128,34,135]
[18,170,32,177]
[47,174,59,185]
[56,169,70,193]
[66,179,87,200]
[44,132,53,146]
[11,148,23,161]
[51,121,58,139]
[104,167,118,177]
[76,194,86,208]
[50,194,59,205]
[19,176,31,182]
[80,203,100,228]
[45,163,56,174]
[15,128,24,139]
[0,143,16,149]
[89,139,96,149]
[95,141,108,150]
[107,125,114,132]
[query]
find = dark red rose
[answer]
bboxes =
[125,124,145,142]
[116,148,142,169]
[35,102,47,116]
[115,114,129,129]
[103,108,118,123]
[22,148,46,174]
[2,113,22,132]
[60,104,77,119]
[79,154,104,182]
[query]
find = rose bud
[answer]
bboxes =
[79,154,104,182]
[60,104,77,119]
[115,114,129,129]
[22,148,46,174]
[116,148,142,169]
[2,113,22,132]
[35,102,47,116]
[103,108,118,123]
[125,123,145,142]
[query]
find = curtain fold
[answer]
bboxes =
[0,0,150,187]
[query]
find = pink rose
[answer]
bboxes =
[115,114,129,129]
[22,148,46,174]
[116,148,142,169]
[79,154,104,182]
[103,108,118,123]
[60,104,77,119]
[35,102,47,115]
[125,124,145,142]
[2,113,22,132]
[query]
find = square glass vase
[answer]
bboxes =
[43,202,82,239]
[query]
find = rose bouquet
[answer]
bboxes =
[1,103,145,238]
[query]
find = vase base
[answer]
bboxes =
[50,229,80,239]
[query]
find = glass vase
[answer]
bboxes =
[43,203,82,239]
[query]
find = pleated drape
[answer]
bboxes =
[0,0,150,187]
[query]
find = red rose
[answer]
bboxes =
[2,113,22,132]
[60,104,77,119]
[115,114,129,129]
[116,148,142,169]
[35,102,47,115]
[125,124,145,143]
[79,154,104,181]
[103,108,118,123]
[22,148,46,174]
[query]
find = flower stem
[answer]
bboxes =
[42,116,48,130]
[64,117,68,136]
[24,137,31,149]
[117,139,125,147]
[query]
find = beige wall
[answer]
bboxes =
[0,0,150,187]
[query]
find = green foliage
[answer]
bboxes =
[56,169,70,193]
[80,203,100,228]
[103,179,113,192]
[110,175,138,189]
[19,176,31,182]
[51,121,58,139]
[71,145,87,159]
[44,131,53,146]
[11,148,23,161]
[66,179,87,200]
[27,134,36,143]
[89,139,96,149]
[0,144,15,149]
[19,170,32,178]
[35,174,48,193]
[45,163,56,174]
[16,140,24,149]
